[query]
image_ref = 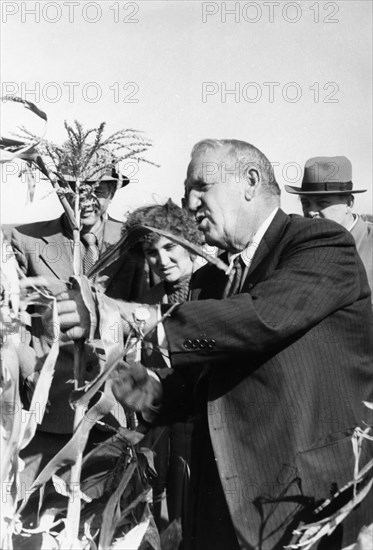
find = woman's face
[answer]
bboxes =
[143,236,194,283]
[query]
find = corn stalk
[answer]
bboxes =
[63,177,87,548]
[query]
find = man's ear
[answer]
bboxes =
[347,194,355,208]
[243,166,260,200]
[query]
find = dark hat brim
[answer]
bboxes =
[285,184,367,195]
[60,174,129,189]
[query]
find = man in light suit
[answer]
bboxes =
[286,156,373,308]
[11,168,147,486]
[58,140,373,549]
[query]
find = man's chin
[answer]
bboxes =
[204,233,222,248]
[81,214,100,228]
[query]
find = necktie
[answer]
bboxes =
[223,255,244,298]
[81,232,99,278]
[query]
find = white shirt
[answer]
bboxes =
[158,206,279,346]
[228,207,278,267]
[347,214,358,233]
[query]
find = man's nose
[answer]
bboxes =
[309,210,321,219]
[81,196,95,206]
[187,190,201,212]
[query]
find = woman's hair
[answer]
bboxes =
[124,199,204,248]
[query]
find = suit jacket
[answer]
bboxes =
[156,210,373,549]
[11,215,147,433]
[351,215,373,306]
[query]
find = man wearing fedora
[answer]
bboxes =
[10,166,147,489]
[286,156,373,305]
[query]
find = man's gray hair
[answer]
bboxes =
[190,139,281,197]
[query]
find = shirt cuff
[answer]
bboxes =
[157,304,169,349]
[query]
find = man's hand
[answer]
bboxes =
[52,288,159,342]
[111,361,163,420]
[56,289,91,341]
[116,302,158,338]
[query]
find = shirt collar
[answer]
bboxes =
[227,207,279,269]
[347,214,358,232]
[61,213,106,247]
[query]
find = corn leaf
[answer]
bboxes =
[110,517,149,550]
[1,95,47,122]
[288,425,373,550]
[98,462,137,549]
[88,225,229,280]
[19,297,59,451]
[69,288,125,407]
[21,393,117,506]
[144,226,229,273]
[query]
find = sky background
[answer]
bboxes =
[1,0,372,224]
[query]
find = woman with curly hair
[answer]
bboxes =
[124,199,203,541]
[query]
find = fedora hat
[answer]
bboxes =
[60,165,130,190]
[285,156,366,195]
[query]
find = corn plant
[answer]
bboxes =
[286,406,373,550]
[0,96,160,549]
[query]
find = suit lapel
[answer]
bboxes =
[39,217,125,285]
[192,211,291,299]
[39,218,75,281]
[102,217,122,250]
[241,209,289,291]
[97,218,125,288]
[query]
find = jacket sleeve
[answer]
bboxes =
[163,222,366,366]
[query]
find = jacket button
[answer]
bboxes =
[183,339,192,349]
[207,339,216,350]
[191,339,200,348]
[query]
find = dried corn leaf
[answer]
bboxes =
[143,225,229,273]
[52,475,91,503]
[19,297,59,450]
[21,393,116,507]
[110,518,149,550]
[288,478,373,549]
[88,225,229,280]
[0,96,47,165]
[98,462,137,548]
[70,289,125,407]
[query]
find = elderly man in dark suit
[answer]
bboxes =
[58,140,373,550]
[11,168,147,488]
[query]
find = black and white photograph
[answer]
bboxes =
[1,1,372,549]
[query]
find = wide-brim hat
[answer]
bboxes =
[60,166,129,190]
[285,156,366,195]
